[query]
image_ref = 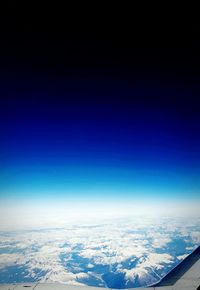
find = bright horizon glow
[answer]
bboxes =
[0,197,200,231]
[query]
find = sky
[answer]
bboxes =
[0,27,200,226]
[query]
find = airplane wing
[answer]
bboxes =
[0,246,199,290]
[151,244,200,289]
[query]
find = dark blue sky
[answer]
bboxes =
[0,28,200,203]
[1,79,199,202]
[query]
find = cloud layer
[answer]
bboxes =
[0,216,199,288]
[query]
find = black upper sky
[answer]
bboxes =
[0,20,199,99]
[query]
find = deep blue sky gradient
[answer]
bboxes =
[0,29,200,204]
[1,78,200,202]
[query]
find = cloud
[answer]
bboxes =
[119,252,174,286]
[0,253,26,269]
[122,267,149,282]
[152,237,171,248]
[139,253,173,270]
[177,254,188,260]
[190,231,200,244]
[0,216,199,287]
